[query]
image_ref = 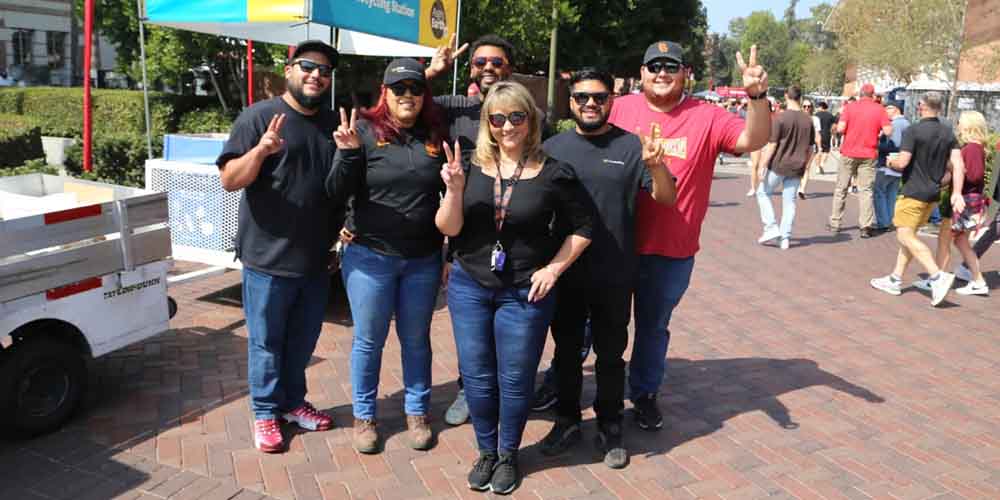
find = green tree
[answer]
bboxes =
[801,48,846,94]
[736,11,790,87]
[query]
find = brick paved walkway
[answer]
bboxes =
[2,171,998,500]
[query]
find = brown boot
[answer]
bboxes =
[406,415,433,450]
[353,419,379,454]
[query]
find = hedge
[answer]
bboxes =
[0,159,59,177]
[177,107,234,133]
[64,133,163,188]
[0,113,44,168]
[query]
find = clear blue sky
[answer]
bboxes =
[704,0,828,35]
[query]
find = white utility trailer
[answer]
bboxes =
[0,174,176,436]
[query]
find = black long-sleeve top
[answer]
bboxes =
[326,120,445,257]
[450,158,593,289]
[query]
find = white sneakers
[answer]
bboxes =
[873,272,958,306]
[780,238,790,250]
[870,275,902,295]
[929,272,955,306]
[956,280,989,296]
[757,227,781,244]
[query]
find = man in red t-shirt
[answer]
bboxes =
[608,40,771,431]
[829,83,892,238]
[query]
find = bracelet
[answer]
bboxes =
[747,91,767,100]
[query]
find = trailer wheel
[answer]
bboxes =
[0,335,87,438]
[167,296,178,319]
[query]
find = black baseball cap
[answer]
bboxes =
[643,40,684,65]
[289,40,339,67]
[383,58,426,85]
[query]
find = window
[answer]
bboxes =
[12,29,33,66]
[47,31,67,69]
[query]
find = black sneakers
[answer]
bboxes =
[596,421,629,469]
[532,384,558,412]
[633,394,663,431]
[490,452,519,495]
[540,417,582,456]
[467,451,498,491]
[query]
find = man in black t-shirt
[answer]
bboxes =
[216,40,339,452]
[814,102,835,172]
[870,92,965,307]
[537,69,676,469]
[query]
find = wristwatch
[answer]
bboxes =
[748,90,767,100]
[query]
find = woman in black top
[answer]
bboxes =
[435,81,592,494]
[327,58,447,454]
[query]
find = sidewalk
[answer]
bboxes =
[1,172,997,500]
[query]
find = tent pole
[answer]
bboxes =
[247,40,254,106]
[452,0,462,96]
[83,0,93,172]
[137,0,152,160]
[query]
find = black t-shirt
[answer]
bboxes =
[899,117,959,202]
[326,119,445,258]
[216,97,338,277]
[543,126,652,286]
[815,110,836,139]
[450,158,593,289]
[435,94,482,156]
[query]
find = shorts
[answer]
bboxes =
[820,135,831,153]
[892,196,936,229]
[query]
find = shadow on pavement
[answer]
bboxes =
[521,356,885,474]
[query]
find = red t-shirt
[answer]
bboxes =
[838,98,890,159]
[609,94,744,258]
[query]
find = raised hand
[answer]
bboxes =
[257,113,286,156]
[735,44,769,97]
[429,33,469,77]
[333,107,360,149]
[440,140,466,192]
[638,124,666,169]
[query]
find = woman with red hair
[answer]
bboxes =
[326,58,450,455]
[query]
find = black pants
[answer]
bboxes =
[550,275,631,424]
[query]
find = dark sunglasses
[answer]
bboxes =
[487,111,528,128]
[571,92,611,106]
[387,81,425,97]
[645,61,682,75]
[293,59,333,77]
[472,56,506,68]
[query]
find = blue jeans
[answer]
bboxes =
[341,243,442,420]
[243,267,330,421]
[447,262,556,453]
[756,170,801,240]
[873,170,900,229]
[631,255,695,400]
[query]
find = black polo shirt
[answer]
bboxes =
[899,117,958,202]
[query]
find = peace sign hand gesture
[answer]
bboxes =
[736,44,769,97]
[638,124,666,169]
[440,140,465,192]
[429,33,469,77]
[333,107,360,150]
[257,113,286,156]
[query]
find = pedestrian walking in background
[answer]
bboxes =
[873,101,910,233]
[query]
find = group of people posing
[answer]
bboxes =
[217,35,772,494]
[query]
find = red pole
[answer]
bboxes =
[83,0,93,172]
[288,46,295,59]
[247,40,254,106]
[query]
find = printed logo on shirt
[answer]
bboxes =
[660,137,688,159]
[602,159,626,166]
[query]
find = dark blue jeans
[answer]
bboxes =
[341,243,442,420]
[243,267,330,421]
[873,170,901,229]
[447,262,556,454]
[631,255,695,401]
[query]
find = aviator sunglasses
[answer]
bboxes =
[571,92,611,106]
[472,56,507,68]
[293,59,334,77]
[487,111,528,127]
[644,61,682,75]
[388,81,426,97]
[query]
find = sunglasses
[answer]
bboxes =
[487,111,528,128]
[293,59,334,77]
[472,56,506,68]
[387,81,425,97]
[571,92,611,106]
[645,61,682,75]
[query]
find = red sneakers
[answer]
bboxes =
[253,419,284,453]
[282,402,334,431]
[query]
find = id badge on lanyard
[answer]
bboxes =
[491,160,525,272]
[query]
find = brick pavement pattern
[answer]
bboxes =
[2,171,998,500]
